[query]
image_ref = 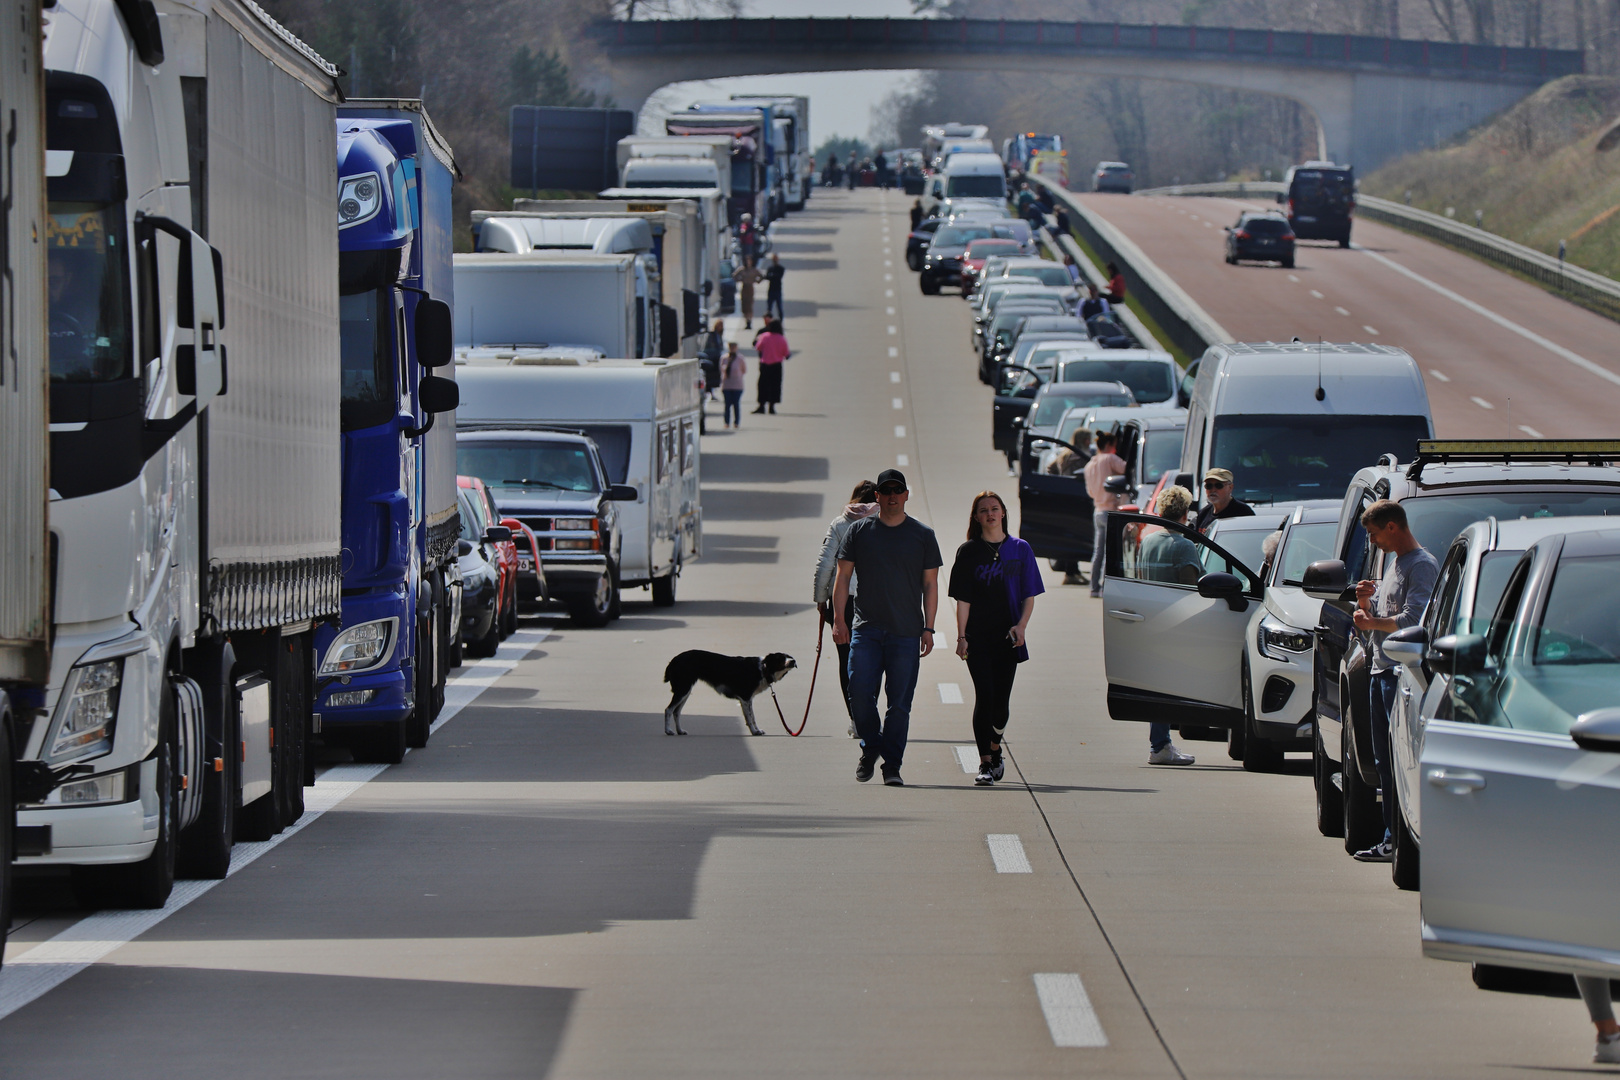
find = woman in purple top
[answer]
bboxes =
[948,491,1044,786]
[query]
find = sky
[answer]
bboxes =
[639,0,923,149]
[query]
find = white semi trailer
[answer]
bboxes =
[17,0,343,909]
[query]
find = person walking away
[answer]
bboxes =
[1578,977,1620,1063]
[874,150,888,189]
[1137,485,1200,765]
[833,469,942,787]
[846,151,858,190]
[764,254,786,322]
[751,318,789,414]
[698,319,724,400]
[1082,430,1127,594]
[1350,499,1438,862]
[910,198,924,230]
[735,257,762,330]
[814,480,881,735]
[1078,281,1111,322]
[719,341,746,429]
[1104,262,1127,304]
[1195,468,1255,533]
[950,492,1043,786]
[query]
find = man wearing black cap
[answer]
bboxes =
[831,469,942,786]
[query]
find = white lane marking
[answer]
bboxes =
[894,425,906,437]
[1287,274,1301,283]
[0,628,549,1020]
[885,289,894,297]
[1202,220,1212,228]
[885,272,892,281]
[890,371,901,383]
[884,260,892,267]
[886,306,896,315]
[896,454,909,467]
[887,325,897,335]
[1519,425,1546,438]
[1034,974,1109,1047]
[892,397,904,409]
[888,346,899,358]
[987,834,1033,873]
[953,745,979,773]
[1364,325,1380,335]
[1429,369,1451,382]
[1356,244,1620,390]
[1472,396,1495,410]
[1334,306,1351,316]
[1309,289,1325,299]
[938,682,963,704]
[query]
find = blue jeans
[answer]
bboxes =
[847,623,921,773]
[722,389,743,425]
[1369,669,1399,842]
[1150,723,1172,753]
[1091,510,1108,595]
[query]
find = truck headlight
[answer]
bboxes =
[46,659,123,765]
[319,618,397,675]
[337,171,382,229]
[553,518,595,531]
[1258,616,1313,659]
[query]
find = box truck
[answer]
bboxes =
[731,95,810,210]
[666,110,771,228]
[454,253,658,361]
[615,135,732,200]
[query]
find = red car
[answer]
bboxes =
[958,238,1024,299]
[458,475,518,641]
[502,516,548,616]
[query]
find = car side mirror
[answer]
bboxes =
[607,484,639,502]
[1383,625,1429,668]
[1428,633,1487,676]
[457,539,473,557]
[1010,415,1024,427]
[484,526,512,544]
[1301,559,1349,601]
[1104,474,1132,494]
[1197,571,1248,612]
[1571,708,1620,753]
[415,298,453,367]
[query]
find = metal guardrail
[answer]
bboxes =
[1134,180,1620,323]
[1032,225,1165,354]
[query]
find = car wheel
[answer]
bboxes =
[920,276,939,295]
[569,567,615,628]
[1391,805,1420,891]
[1342,709,1383,855]
[1315,719,1345,837]
[1240,659,1283,773]
[652,570,677,607]
[906,252,921,271]
[1281,257,1295,269]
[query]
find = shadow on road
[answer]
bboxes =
[701,488,824,521]
[703,453,829,484]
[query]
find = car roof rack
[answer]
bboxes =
[1406,439,1620,480]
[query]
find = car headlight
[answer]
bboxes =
[46,659,123,765]
[319,618,398,675]
[553,518,595,531]
[1258,616,1313,659]
[337,171,382,229]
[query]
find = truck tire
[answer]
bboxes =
[77,690,179,909]
[275,636,308,828]
[178,642,238,879]
[652,571,677,607]
[1314,720,1344,837]
[569,567,616,628]
[407,615,432,750]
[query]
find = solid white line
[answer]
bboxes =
[890,371,901,383]
[987,834,1032,873]
[892,397,904,409]
[1356,244,1620,389]
[0,628,550,1020]
[888,346,899,358]
[894,425,906,438]
[1429,369,1451,382]
[1519,425,1546,438]
[938,682,963,704]
[1364,325,1380,335]
[1034,973,1108,1047]
[1471,396,1495,410]
[896,454,909,467]
[953,745,979,773]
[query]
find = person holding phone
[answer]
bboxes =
[948,492,1043,786]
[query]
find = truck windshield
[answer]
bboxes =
[46,202,131,382]
[1210,414,1431,505]
[458,442,601,494]
[731,160,754,194]
[339,288,396,431]
[946,175,1006,198]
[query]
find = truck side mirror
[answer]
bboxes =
[607,484,639,502]
[415,298,453,367]
[419,374,459,414]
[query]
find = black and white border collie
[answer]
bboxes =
[662,650,797,736]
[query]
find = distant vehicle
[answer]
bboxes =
[1224,211,1296,268]
[997,334,1093,386]
[960,239,1024,298]
[1093,161,1134,193]
[983,302,1074,371]
[1280,161,1355,247]
[921,122,990,164]
[1052,350,1182,407]
[900,150,927,194]
[990,317,1090,382]
[1003,132,1063,174]
[921,221,1003,294]
[922,152,1007,214]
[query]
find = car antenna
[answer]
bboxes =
[1314,338,1325,401]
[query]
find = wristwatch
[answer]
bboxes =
[922,627,935,633]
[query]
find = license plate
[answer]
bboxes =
[518,557,532,570]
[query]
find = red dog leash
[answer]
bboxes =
[768,612,824,736]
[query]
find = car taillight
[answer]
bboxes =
[1234,231,1250,240]
[1282,233,1296,241]
[1287,199,1295,216]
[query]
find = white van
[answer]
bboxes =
[455,356,703,603]
[1180,341,1433,510]
[923,152,1008,214]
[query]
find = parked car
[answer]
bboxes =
[921,221,1003,294]
[906,217,942,271]
[1224,210,1296,268]
[959,238,1024,298]
[1110,414,1189,510]
[983,302,1073,374]
[1002,335,1094,384]
[1301,440,1620,852]
[1052,350,1182,406]
[458,476,518,644]
[1093,161,1134,193]
[454,486,505,659]
[973,282,1079,353]
[987,318,1090,383]
[999,257,1078,288]
[1280,160,1355,247]
[1004,380,1136,469]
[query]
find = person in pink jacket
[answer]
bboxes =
[751,319,790,415]
[719,341,747,429]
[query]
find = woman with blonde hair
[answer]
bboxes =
[947,492,1044,786]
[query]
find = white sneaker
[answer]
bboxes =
[1148,743,1195,766]
[1596,1033,1620,1064]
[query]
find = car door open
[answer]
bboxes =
[1102,512,1261,730]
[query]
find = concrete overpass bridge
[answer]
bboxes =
[590,17,1583,171]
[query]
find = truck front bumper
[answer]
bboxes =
[16,758,159,866]
[318,668,410,729]
[542,553,609,598]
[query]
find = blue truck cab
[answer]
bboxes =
[315,101,461,763]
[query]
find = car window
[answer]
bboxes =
[1241,218,1291,236]
[1006,265,1071,286]
[1056,359,1176,403]
[967,239,1020,259]
[1276,521,1336,586]
[1030,390,1132,427]
[934,226,994,246]
[1116,517,1257,590]
[1202,523,1275,578]
[1484,555,1532,663]
[457,441,602,494]
[1401,490,1620,559]
[1533,554,1620,667]
[1141,429,1184,484]
[1426,546,1467,637]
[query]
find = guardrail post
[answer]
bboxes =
[1150,23,1158,47]
[998,18,1005,44]
[1075,21,1082,46]
[1305,31,1313,58]
[1266,29,1273,54]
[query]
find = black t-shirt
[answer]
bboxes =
[1196,497,1255,533]
[765,264,785,290]
[949,539,1014,645]
[836,515,943,638]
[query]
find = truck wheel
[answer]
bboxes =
[407,616,432,750]
[179,645,238,879]
[276,636,308,828]
[78,691,179,909]
[569,568,615,628]
[1314,720,1345,837]
[1342,717,1382,854]
[652,571,677,607]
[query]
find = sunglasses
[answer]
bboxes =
[877,486,906,495]
[1203,480,1229,490]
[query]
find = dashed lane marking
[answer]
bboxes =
[1309,289,1325,299]
[887,325,897,335]
[890,372,901,383]
[1034,974,1109,1047]
[938,682,963,704]
[894,425,906,438]
[892,397,903,409]
[885,289,894,297]
[0,628,551,1021]
[896,454,909,467]
[1334,306,1350,316]
[1429,369,1451,382]
[987,834,1033,873]
[1519,425,1545,438]
[1472,396,1495,410]
[1364,325,1380,335]
[888,346,899,358]
[953,745,979,773]
[886,306,896,315]
[1287,274,1300,283]
[885,272,892,281]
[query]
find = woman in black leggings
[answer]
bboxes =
[948,492,1044,786]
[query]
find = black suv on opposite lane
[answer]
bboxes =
[1281,161,1355,247]
[1224,211,1295,268]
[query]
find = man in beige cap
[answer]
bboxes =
[1195,468,1254,533]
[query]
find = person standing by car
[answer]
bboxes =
[719,341,747,430]
[950,492,1043,786]
[833,469,943,787]
[1195,469,1255,533]
[910,198,924,230]
[1350,499,1438,863]
[1577,978,1620,1063]
[737,213,758,263]
[698,319,724,401]
[1104,262,1127,304]
[874,150,889,189]
[814,480,881,735]
[764,254,786,322]
[735,257,762,330]
[1139,485,1200,766]
[1082,430,1127,595]
[751,319,790,414]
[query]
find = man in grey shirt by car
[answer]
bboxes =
[1351,499,1438,863]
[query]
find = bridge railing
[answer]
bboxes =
[598,18,1581,79]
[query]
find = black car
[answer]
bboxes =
[981,301,1070,373]
[983,318,1089,383]
[1280,161,1355,247]
[454,488,503,658]
[906,218,941,270]
[919,222,999,294]
[1224,211,1295,268]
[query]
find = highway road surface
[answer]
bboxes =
[2,188,1611,1078]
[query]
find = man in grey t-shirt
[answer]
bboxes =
[1351,499,1438,862]
[833,469,942,786]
